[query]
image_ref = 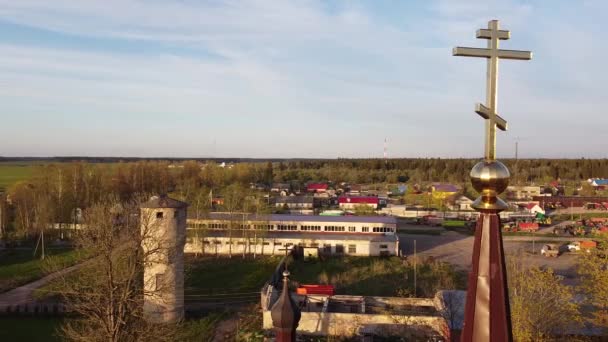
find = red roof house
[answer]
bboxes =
[307,183,329,193]
[338,196,379,209]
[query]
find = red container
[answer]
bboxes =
[296,285,335,296]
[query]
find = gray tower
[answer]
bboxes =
[140,194,188,323]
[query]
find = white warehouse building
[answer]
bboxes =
[185,214,399,257]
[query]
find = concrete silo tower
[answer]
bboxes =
[140,194,188,323]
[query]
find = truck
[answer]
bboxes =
[535,213,552,226]
[540,244,559,257]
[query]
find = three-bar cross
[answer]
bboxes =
[453,20,532,160]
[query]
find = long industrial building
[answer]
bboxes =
[185,213,399,256]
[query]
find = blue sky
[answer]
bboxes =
[0,0,606,158]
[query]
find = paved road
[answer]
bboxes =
[398,230,580,278]
[0,262,83,308]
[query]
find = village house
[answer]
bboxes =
[589,178,608,190]
[448,195,474,211]
[275,196,315,210]
[338,196,379,210]
[519,202,545,215]
[431,184,459,200]
[505,185,541,200]
[271,183,291,193]
[307,183,329,193]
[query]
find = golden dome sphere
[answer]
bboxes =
[470,160,510,211]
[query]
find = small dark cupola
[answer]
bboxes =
[270,270,301,342]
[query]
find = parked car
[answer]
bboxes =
[567,240,597,253]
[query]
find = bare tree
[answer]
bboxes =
[434,290,465,334]
[49,197,175,342]
[190,188,211,256]
[222,184,244,258]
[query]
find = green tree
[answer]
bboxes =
[507,254,581,341]
[578,238,608,332]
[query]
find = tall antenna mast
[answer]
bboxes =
[383,137,388,165]
[515,137,519,160]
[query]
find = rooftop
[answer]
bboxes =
[141,194,188,209]
[202,213,397,224]
[198,230,398,242]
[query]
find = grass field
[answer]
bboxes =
[289,256,465,298]
[0,248,87,293]
[0,162,39,191]
[185,255,282,295]
[0,317,62,341]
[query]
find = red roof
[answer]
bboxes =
[307,183,328,191]
[338,196,379,204]
[519,222,539,231]
[525,203,538,210]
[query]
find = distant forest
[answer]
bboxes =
[2,157,608,186]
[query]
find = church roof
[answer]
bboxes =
[271,271,301,331]
[140,194,188,209]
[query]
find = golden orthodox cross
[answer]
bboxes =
[453,20,532,160]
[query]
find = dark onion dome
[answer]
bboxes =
[271,270,301,333]
[140,194,188,209]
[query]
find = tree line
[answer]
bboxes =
[2,158,608,240]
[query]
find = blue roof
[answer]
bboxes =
[594,179,608,185]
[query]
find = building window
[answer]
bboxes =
[156,212,163,219]
[323,244,332,253]
[348,245,356,254]
[362,227,369,232]
[263,242,270,245]
[213,240,222,245]
[274,242,282,246]
[373,227,393,233]
[203,240,211,245]
[324,226,345,232]
[379,244,388,249]
[155,273,165,291]
[348,226,356,232]
[301,225,321,231]
[174,211,179,218]
[237,241,246,245]
[335,244,344,254]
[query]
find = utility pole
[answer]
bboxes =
[414,239,417,297]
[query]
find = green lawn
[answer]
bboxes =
[184,256,282,295]
[289,256,465,298]
[0,248,87,293]
[0,317,62,341]
[0,162,37,191]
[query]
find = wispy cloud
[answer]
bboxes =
[0,0,605,158]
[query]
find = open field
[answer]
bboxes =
[0,162,41,191]
[289,255,465,298]
[0,248,87,293]
[185,256,281,295]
